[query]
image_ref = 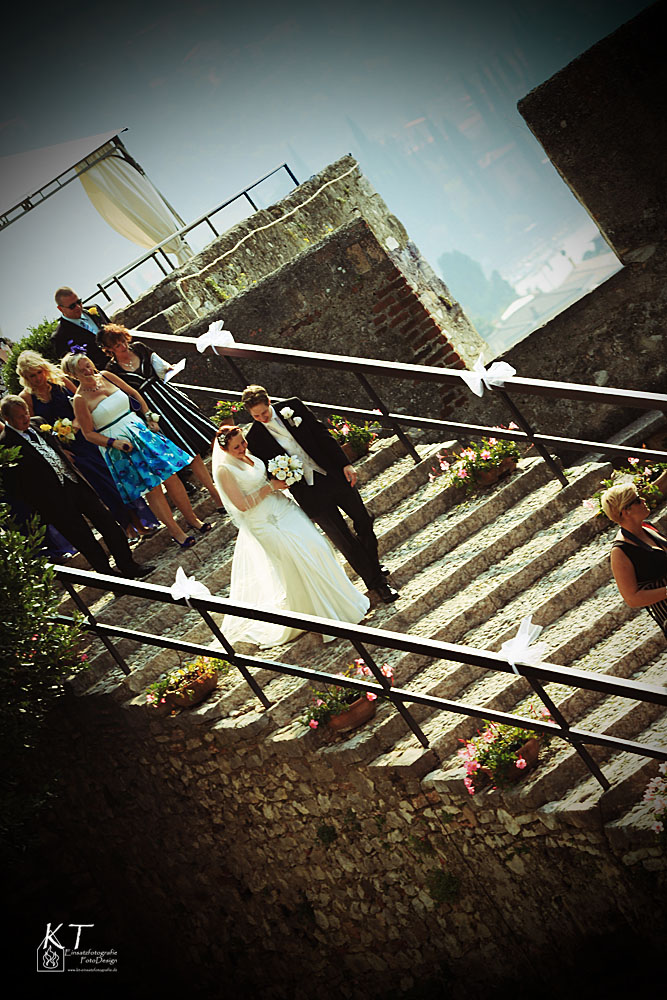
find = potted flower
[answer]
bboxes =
[211,399,245,427]
[457,706,552,794]
[327,414,381,463]
[145,655,229,713]
[582,457,667,517]
[430,424,523,495]
[301,658,394,734]
[642,762,667,839]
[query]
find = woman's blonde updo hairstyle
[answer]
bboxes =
[61,352,96,379]
[16,350,67,389]
[600,483,640,523]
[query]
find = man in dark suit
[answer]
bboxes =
[50,285,110,368]
[242,385,398,603]
[0,396,154,579]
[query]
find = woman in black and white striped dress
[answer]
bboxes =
[602,477,667,637]
[99,324,223,511]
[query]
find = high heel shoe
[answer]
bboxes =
[177,536,197,549]
[197,522,215,534]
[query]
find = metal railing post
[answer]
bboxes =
[62,581,131,676]
[496,389,569,488]
[353,372,421,464]
[196,607,271,709]
[352,640,430,749]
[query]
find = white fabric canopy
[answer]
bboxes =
[77,147,193,265]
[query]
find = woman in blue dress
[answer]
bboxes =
[17,350,159,541]
[64,352,213,549]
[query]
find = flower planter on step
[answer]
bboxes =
[341,442,369,464]
[475,457,517,487]
[327,696,376,734]
[161,673,218,713]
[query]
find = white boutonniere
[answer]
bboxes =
[280,406,302,428]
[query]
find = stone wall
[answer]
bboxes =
[19,691,665,998]
[142,219,477,424]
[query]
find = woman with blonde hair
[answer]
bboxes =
[17,349,159,540]
[64,352,214,549]
[602,473,667,636]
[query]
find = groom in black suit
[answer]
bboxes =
[242,385,398,603]
[50,285,110,369]
[0,396,153,579]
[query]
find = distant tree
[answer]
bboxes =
[437,250,516,337]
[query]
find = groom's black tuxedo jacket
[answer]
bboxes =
[245,397,349,515]
[50,305,110,369]
[0,420,93,519]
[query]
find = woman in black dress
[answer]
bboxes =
[98,324,222,511]
[602,476,667,636]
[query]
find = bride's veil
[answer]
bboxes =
[211,439,291,646]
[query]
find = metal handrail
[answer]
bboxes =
[134,332,667,474]
[83,163,299,306]
[55,564,667,795]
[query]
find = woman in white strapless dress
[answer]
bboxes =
[67,353,213,548]
[213,425,370,647]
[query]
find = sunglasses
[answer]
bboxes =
[64,299,83,309]
[623,496,642,513]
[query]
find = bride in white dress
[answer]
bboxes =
[213,425,370,647]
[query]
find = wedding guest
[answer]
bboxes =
[243,384,398,603]
[64,353,214,549]
[602,474,667,636]
[0,396,154,578]
[99,324,223,511]
[17,349,159,541]
[50,286,110,368]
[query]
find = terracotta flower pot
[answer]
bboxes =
[328,695,376,734]
[476,456,517,487]
[162,673,218,712]
[476,736,542,790]
[341,442,369,463]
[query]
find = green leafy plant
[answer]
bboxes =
[458,705,553,794]
[431,425,523,495]
[145,655,230,708]
[316,823,338,847]
[582,457,667,517]
[211,398,245,427]
[327,414,381,455]
[301,658,393,729]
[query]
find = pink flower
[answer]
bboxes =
[354,658,364,665]
[582,499,597,510]
[146,693,156,703]
[366,692,378,701]
[457,468,468,479]
[480,450,491,461]
[628,457,640,466]
[488,437,497,446]
[508,422,519,430]
[428,473,435,483]
[461,449,476,460]
[644,467,652,476]
[651,820,664,834]
[309,719,319,729]
[315,698,324,707]
[463,776,475,795]
[80,653,88,661]
[439,460,450,472]
[482,730,496,743]
[381,663,394,678]
[361,666,372,677]
[341,424,350,437]
[515,757,527,770]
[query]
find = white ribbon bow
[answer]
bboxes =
[459,354,516,397]
[499,614,548,676]
[170,566,211,608]
[196,320,236,355]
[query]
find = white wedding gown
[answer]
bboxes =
[213,446,370,647]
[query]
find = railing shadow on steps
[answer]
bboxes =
[133,332,667,484]
[54,564,667,795]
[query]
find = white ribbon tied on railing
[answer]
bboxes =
[499,614,548,676]
[170,566,212,608]
[196,320,236,355]
[458,354,516,398]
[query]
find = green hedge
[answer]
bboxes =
[2,317,59,395]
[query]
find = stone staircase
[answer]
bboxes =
[63,430,667,850]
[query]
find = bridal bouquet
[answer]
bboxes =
[268,454,304,486]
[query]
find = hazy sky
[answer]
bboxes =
[0,0,650,341]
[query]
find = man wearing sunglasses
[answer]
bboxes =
[50,285,110,368]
